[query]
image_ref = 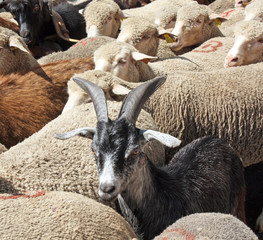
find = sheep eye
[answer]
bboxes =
[107,16,113,21]
[118,58,127,64]
[142,34,150,40]
[196,18,202,23]
[257,38,263,43]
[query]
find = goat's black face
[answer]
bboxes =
[92,118,145,202]
[5,0,51,45]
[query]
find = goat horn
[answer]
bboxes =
[51,10,79,43]
[73,77,108,122]
[118,76,166,124]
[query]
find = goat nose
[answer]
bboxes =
[20,31,32,43]
[100,183,116,194]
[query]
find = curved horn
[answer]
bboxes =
[118,76,166,124]
[73,77,108,122]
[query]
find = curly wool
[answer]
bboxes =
[234,20,263,40]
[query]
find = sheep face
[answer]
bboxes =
[94,41,156,82]
[4,0,51,45]
[117,17,159,56]
[170,3,224,51]
[224,20,263,68]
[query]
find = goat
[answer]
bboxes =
[0,0,86,51]
[55,76,246,240]
[0,57,94,149]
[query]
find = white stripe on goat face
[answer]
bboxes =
[98,154,117,189]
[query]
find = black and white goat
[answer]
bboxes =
[55,76,246,240]
[0,0,86,50]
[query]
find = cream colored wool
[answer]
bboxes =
[245,0,263,21]
[84,0,122,38]
[154,213,258,240]
[235,19,263,40]
[0,27,39,75]
[209,0,234,14]
[0,191,137,239]
[219,7,245,37]
[142,64,263,167]
[0,143,7,154]
[38,36,114,64]
[0,101,165,199]
[0,12,19,33]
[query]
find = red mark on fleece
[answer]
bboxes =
[220,9,235,18]
[73,38,96,47]
[193,40,223,53]
[161,228,195,240]
[0,191,46,200]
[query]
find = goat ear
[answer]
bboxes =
[139,129,181,148]
[131,51,158,64]
[9,36,30,54]
[54,127,96,140]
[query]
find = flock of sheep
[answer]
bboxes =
[0,0,263,239]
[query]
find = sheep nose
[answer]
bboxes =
[225,56,239,68]
[100,183,116,194]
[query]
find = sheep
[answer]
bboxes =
[55,76,245,240]
[208,0,234,14]
[38,35,114,64]
[0,12,19,32]
[1,0,86,50]
[0,99,165,204]
[0,191,137,239]
[170,1,227,52]
[122,0,194,29]
[154,212,258,240]
[0,56,94,148]
[83,0,125,38]
[244,0,263,21]
[0,26,40,74]
[224,20,263,67]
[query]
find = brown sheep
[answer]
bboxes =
[0,57,94,149]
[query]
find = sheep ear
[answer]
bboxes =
[158,31,176,43]
[131,52,158,64]
[118,11,129,20]
[9,36,30,53]
[139,129,181,148]
[112,84,131,95]
[208,13,227,26]
[54,127,96,140]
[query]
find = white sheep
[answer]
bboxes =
[209,0,234,14]
[224,20,263,68]
[83,0,125,38]
[170,1,227,52]
[0,26,39,75]
[0,191,137,239]
[154,212,258,240]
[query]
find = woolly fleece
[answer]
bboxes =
[143,64,263,167]
[0,101,164,200]
[0,191,137,239]
[38,36,114,64]
[209,0,234,14]
[234,20,263,40]
[245,0,263,21]
[154,212,258,240]
[0,143,7,154]
[0,26,39,74]
[84,0,121,37]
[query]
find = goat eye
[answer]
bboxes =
[33,4,40,13]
